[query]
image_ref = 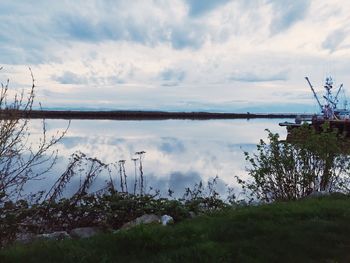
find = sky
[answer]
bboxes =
[1,0,350,113]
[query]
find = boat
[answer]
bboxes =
[279,76,350,137]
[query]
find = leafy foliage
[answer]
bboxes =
[239,124,350,202]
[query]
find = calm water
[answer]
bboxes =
[26,118,289,198]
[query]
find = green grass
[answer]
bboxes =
[2,194,350,262]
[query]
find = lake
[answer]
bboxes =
[26,118,289,198]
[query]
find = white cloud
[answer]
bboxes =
[1,1,350,112]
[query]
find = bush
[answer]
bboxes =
[238,124,350,202]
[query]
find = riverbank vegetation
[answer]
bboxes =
[0,171,227,247]
[1,194,350,262]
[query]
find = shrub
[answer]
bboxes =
[238,124,350,202]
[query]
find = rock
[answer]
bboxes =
[135,214,160,224]
[121,214,160,230]
[70,227,102,239]
[36,231,71,241]
[121,222,134,230]
[160,215,174,226]
[15,233,36,244]
[16,231,71,244]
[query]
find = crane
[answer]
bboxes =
[305,77,323,112]
[334,83,343,103]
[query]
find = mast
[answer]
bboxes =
[324,76,333,106]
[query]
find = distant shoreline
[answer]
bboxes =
[0,110,310,120]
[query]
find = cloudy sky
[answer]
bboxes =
[1,0,350,112]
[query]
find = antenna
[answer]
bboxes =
[305,77,323,112]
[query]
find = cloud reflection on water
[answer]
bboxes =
[26,119,288,198]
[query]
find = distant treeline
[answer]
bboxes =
[0,109,310,120]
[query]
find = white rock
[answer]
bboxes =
[134,214,160,225]
[160,215,174,226]
[121,214,160,230]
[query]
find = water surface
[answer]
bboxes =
[28,118,289,197]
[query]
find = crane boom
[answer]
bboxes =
[305,77,323,112]
[334,83,343,101]
[323,95,337,107]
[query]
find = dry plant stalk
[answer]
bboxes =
[0,68,68,203]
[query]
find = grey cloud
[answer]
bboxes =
[168,172,228,197]
[169,24,206,50]
[56,13,133,43]
[322,29,347,53]
[0,0,287,66]
[52,71,125,85]
[53,71,87,85]
[161,69,185,82]
[230,70,288,82]
[168,171,202,195]
[159,137,186,154]
[186,0,231,16]
[125,171,229,198]
[0,2,64,64]
[0,45,58,65]
[119,171,202,198]
[24,164,229,199]
[60,135,126,152]
[207,176,228,197]
[268,0,311,34]
[58,15,101,42]
[160,68,186,86]
[60,137,86,149]
[55,5,206,50]
[0,1,211,65]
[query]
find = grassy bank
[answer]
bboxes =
[1,194,350,262]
